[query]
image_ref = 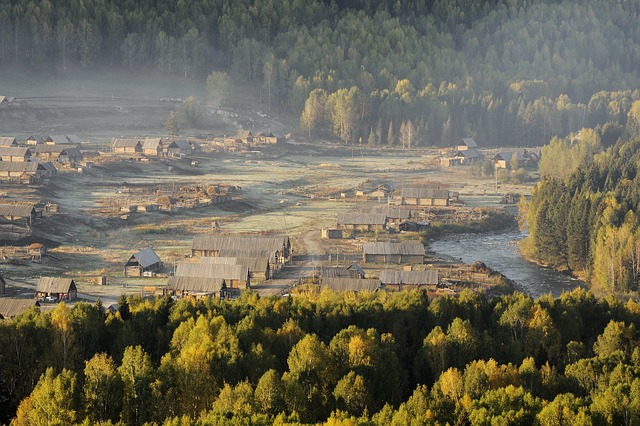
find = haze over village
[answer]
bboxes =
[2,1,640,425]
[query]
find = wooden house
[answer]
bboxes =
[457,137,478,151]
[255,132,282,144]
[165,276,228,299]
[321,228,343,239]
[200,256,271,281]
[398,187,449,206]
[320,278,382,293]
[35,277,77,302]
[319,265,366,279]
[0,299,40,320]
[493,150,526,169]
[26,135,44,146]
[454,148,483,164]
[34,145,82,165]
[361,207,411,224]
[0,203,37,224]
[175,262,250,289]
[234,130,253,144]
[142,138,164,156]
[0,147,31,162]
[124,248,162,277]
[112,138,142,154]
[379,270,439,290]
[440,157,462,167]
[362,241,425,264]
[0,137,18,147]
[0,161,56,182]
[191,235,291,264]
[166,140,194,157]
[336,212,386,231]
[45,135,81,145]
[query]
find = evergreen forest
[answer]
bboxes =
[5,0,640,145]
[4,289,640,425]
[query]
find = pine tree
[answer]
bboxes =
[165,111,179,136]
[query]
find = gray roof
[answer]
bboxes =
[0,96,5,103]
[0,137,18,146]
[166,276,225,293]
[36,277,76,293]
[216,249,277,263]
[142,138,163,150]
[27,135,44,144]
[0,299,39,320]
[112,138,141,148]
[130,248,162,268]
[192,236,289,253]
[46,135,77,145]
[494,150,526,162]
[200,256,268,272]
[168,140,193,150]
[459,137,478,148]
[361,207,411,220]
[337,212,386,226]
[319,267,363,279]
[0,162,49,173]
[321,278,381,292]
[0,203,35,217]
[379,270,438,285]
[401,187,449,199]
[175,262,249,281]
[0,147,31,157]
[363,241,425,256]
[457,148,483,159]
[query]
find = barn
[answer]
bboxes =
[124,248,163,277]
[320,278,382,292]
[0,137,18,147]
[35,145,83,165]
[362,241,425,264]
[165,276,227,299]
[0,299,40,320]
[142,138,164,156]
[319,265,366,279]
[379,269,439,290]
[175,262,250,289]
[166,140,194,157]
[45,135,81,145]
[0,161,56,182]
[0,203,37,224]
[112,138,142,154]
[398,187,449,206]
[336,212,387,231]
[200,256,271,281]
[0,147,31,162]
[191,235,291,264]
[35,277,77,302]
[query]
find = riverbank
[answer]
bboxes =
[422,210,517,243]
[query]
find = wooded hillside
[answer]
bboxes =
[3,289,640,424]
[5,0,640,146]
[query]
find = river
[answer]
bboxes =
[429,228,584,298]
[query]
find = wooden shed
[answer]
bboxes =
[200,256,271,281]
[26,135,44,146]
[398,187,449,206]
[175,262,250,289]
[320,278,382,293]
[142,138,164,156]
[112,138,142,154]
[0,147,31,162]
[0,299,40,320]
[379,269,439,290]
[0,137,18,147]
[319,265,366,279]
[457,137,478,151]
[362,241,425,264]
[191,235,291,264]
[0,203,37,224]
[165,276,227,299]
[35,277,77,302]
[166,140,194,157]
[337,212,387,231]
[124,248,162,277]
[0,161,56,181]
[35,145,82,165]
[45,135,81,145]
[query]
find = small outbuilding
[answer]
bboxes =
[379,269,439,290]
[0,299,40,320]
[124,248,163,277]
[337,212,387,231]
[112,138,142,154]
[35,277,77,302]
[0,137,18,147]
[320,278,382,292]
[362,241,425,264]
[165,276,228,299]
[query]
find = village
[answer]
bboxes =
[0,96,537,320]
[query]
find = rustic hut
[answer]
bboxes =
[191,235,291,264]
[175,262,250,289]
[0,203,37,224]
[0,137,18,147]
[336,212,386,231]
[320,278,382,292]
[165,276,227,299]
[112,138,142,154]
[362,241,425,264]
[142,138,164,156]
[34,145,83,164]
[457,137,478,151]
[398,187,449,206]
[379,269,439,290]
[124,248,163,277]
[0,299,40,320]
[35,277,77,301]
[0,147,31,162]
[200,256,271,281]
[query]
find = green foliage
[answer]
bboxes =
[179,97,203,127]
[206,71,232,107]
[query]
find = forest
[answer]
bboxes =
[3,289,640,425]
[5,0,640,146]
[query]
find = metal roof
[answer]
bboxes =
[362,241,425,256]
[379,270,438,285]
[166,276,225,293]
[0,299,39,320]
[0,147,31,157]
[0,203,36,217]
[337,212,386,225]
[36,277,76,293]
[321,278,381,292]
[200,256,268,272]
[175,262,249,280]
[0,137,18,146]
[130,248,162,268]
